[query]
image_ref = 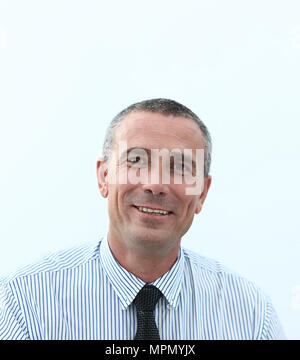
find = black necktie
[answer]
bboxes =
[133,284,163,340]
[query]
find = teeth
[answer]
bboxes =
[138,207,170,215]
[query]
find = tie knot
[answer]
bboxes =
[133,284,163,312]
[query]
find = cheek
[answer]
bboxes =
[181,195,200,217]
[172,185,195,209]
[107,183,134,212]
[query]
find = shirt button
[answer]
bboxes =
[167,304,172,310]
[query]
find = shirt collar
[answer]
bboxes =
[99,235,185,310]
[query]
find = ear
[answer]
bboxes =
[195,176,212,214]
[96,157,109,198]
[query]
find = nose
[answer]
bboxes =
[142,183,169,197]
[140,156,171,196]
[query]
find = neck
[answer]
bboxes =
[107,232,180,283]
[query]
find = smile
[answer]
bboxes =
[133,205,172,216]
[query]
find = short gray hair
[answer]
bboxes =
[102,98,212,177]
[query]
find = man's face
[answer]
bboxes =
[97,111,211,254]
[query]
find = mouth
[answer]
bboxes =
[132,205,173,217]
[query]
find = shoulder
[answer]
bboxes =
[2,237,103,283]
[182,246,268,300]
[182,246,236,275]
[181,247,285,339]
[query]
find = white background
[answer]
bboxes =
[0,0,299,339]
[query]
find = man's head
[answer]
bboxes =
[97,98,212,257]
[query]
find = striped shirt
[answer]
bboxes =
[0,235,286,340]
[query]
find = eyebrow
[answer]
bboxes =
[120,147,197,171]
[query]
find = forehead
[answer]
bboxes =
[114,111,205,150]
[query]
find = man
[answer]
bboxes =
[0,98,285,340]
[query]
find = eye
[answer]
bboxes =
[127,156,146,167]
[174,162,191,174]
[128,156,140,163]
[174,162,184,171]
